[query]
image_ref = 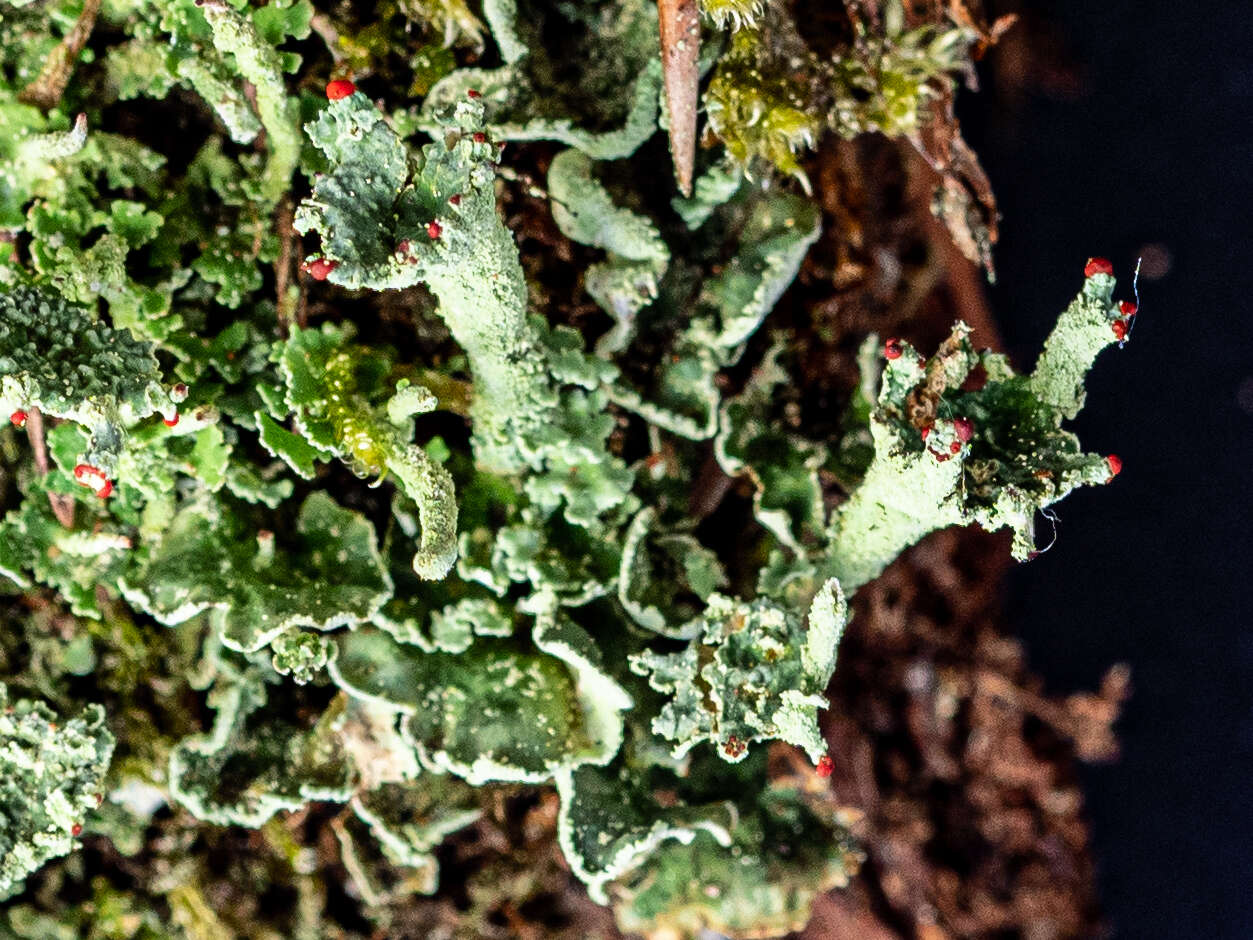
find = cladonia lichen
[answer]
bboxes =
[0,3,1130,935]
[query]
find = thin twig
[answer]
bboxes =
[19,0,103,110]
[26,409,75,528]
[308,13,346,63]
[274,199,297,337]
[295,272,310,330]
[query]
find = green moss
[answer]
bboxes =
[706,29,823,184]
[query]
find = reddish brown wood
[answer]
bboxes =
[658,0,701,195]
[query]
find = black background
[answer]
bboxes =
[963,2,1253,936]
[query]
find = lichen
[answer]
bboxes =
[0,3,1128,934]
[0,684,114,899]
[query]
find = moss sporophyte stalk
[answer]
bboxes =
[0,0,1134,934]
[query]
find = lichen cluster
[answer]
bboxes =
[0,1,1130,936]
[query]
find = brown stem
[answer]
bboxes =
[903,144,1003,352]
[308,13,345,62]
[26,409,51,478]
[242,79,267,152]
[274,199,297,337]
[18,0,102,110]
[295,276,310,331]
[25,409,75,528]
[688,445,734,521]
[658,0,701,196]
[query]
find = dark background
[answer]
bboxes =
[963,2,1253,936]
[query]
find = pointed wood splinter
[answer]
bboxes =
[658,0,701,196]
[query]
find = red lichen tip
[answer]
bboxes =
[816,754,834,778]
[953,416,975,443]
[325,79,356,101]
[1111,320,1128,341]
[920,425,932,441]
[171,382,189,403]
[1027,550,1041,561]
[73,464,113,498]
[472,132,487,144]
[302,258,338,281]
[1105,454,1123,478]
[1084,257,1114,278]
[9,410,27,428]
[467,88,482,99]
[163,412,179,428]
[884,337,903,360]
[1119,300,1138,317]
[449,194,462,206]
[71,823,83,837]
[426,220,442,240]
[949,440,962,454]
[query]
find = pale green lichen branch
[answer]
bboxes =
[174,57,263,145]
[15,112,88,165]
[1029,270,1124,419]
[267,325,460,579]
[295,93,555,472]
[823,271,1128,590]
[630,580,846,764]
[200,0,302,205]
[547,148,669,355]
[295,95,634,530]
